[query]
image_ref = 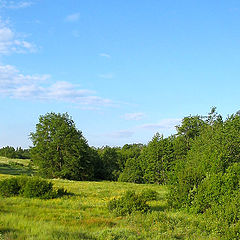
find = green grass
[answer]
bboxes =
[0,157,35,176]
[0,158,221,240]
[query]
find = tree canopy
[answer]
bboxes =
[30,112,93,180]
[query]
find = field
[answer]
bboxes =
[0,158,220,240]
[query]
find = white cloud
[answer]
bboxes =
[98,73,114,79]
[0,64,113,107]
[139,119,181,131]
[0,1,33,9]
[99,53,111,58]
[0,20,35,55]
[123,112,145,121]
[65,13,80,22]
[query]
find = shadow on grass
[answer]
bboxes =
[0,228,20,239]
[150,204,168,212]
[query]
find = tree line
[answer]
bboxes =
[0,146,30,159]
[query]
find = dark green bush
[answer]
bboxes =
[140,189,158,201]
[0,176,68,199]
[20,177,54,199]
[0,178,21,197]
[108,191,150,216]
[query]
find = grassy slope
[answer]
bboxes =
[0,158,220,240]
[0,157,34,176]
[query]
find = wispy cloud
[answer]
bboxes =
[98,73,114,79]
[65,13,80,22]
[0,1,33,9]
[107,130,134,139]
[139,119,181,131]
[123,112,145,121]
[0,20,35,54]
[0,65,113,108]
[72,30,80,38]
[99,53,111,58]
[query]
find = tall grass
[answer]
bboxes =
[0,178,220,239]
[0,157,221,239]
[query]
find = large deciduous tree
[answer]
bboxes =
[30,112,93,180]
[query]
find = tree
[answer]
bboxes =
[140,133,174,184]
[30,112,93,180]
[97,146,120,180]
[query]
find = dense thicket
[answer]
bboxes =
[168,110,240,237]
[0,146,30,159]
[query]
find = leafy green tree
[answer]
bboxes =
[118,157,144,183]
[97,146,120,180]
[140,133,174,184]
[30,112,93,180]
[0,146,16,158]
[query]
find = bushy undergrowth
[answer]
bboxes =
[140,189,158,201]
[108,190,150,216]
[0,176,67,199]
[168,113,240,238]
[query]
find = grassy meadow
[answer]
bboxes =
[0,158,220,240]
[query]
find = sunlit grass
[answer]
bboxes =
[0,157,220,239]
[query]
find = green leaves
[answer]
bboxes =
[30,112,93,180]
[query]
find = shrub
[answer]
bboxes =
[0,176,68,199]
[140,189,158,201]
[108,191,150,216]
[20,177,54,199]
[0,178,21,197]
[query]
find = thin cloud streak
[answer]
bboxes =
[99,53,111,58]
[0,1,33,9]
[123,112,145,121]
[98,73,114,79]
[139,118,181,130]
[106,130,134,139]
[65,13,80,22]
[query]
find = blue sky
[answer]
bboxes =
[0,0,240,148]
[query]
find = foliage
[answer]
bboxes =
[0,176,67,199]
[0,177,21,197]
[140,133,174,184]
[140,189,158,201]
[30,112,93,180]
[108,190,150,216]
[168,111,240,237]
[0,146,30,159]
[97,146,121,181]
[118,157,144,183]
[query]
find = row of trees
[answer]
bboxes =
[0,146,30,159]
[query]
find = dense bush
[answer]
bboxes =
[0,177,21,197]
[108,191,150,216]
[0,176,67,199]
[168,112,240,238]
[140,189,158,201]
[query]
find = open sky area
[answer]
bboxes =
[0,0,240,148]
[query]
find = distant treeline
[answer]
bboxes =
[0,146,30,159]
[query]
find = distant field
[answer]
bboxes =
[0,157,34,176]
[0,158,220,240]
